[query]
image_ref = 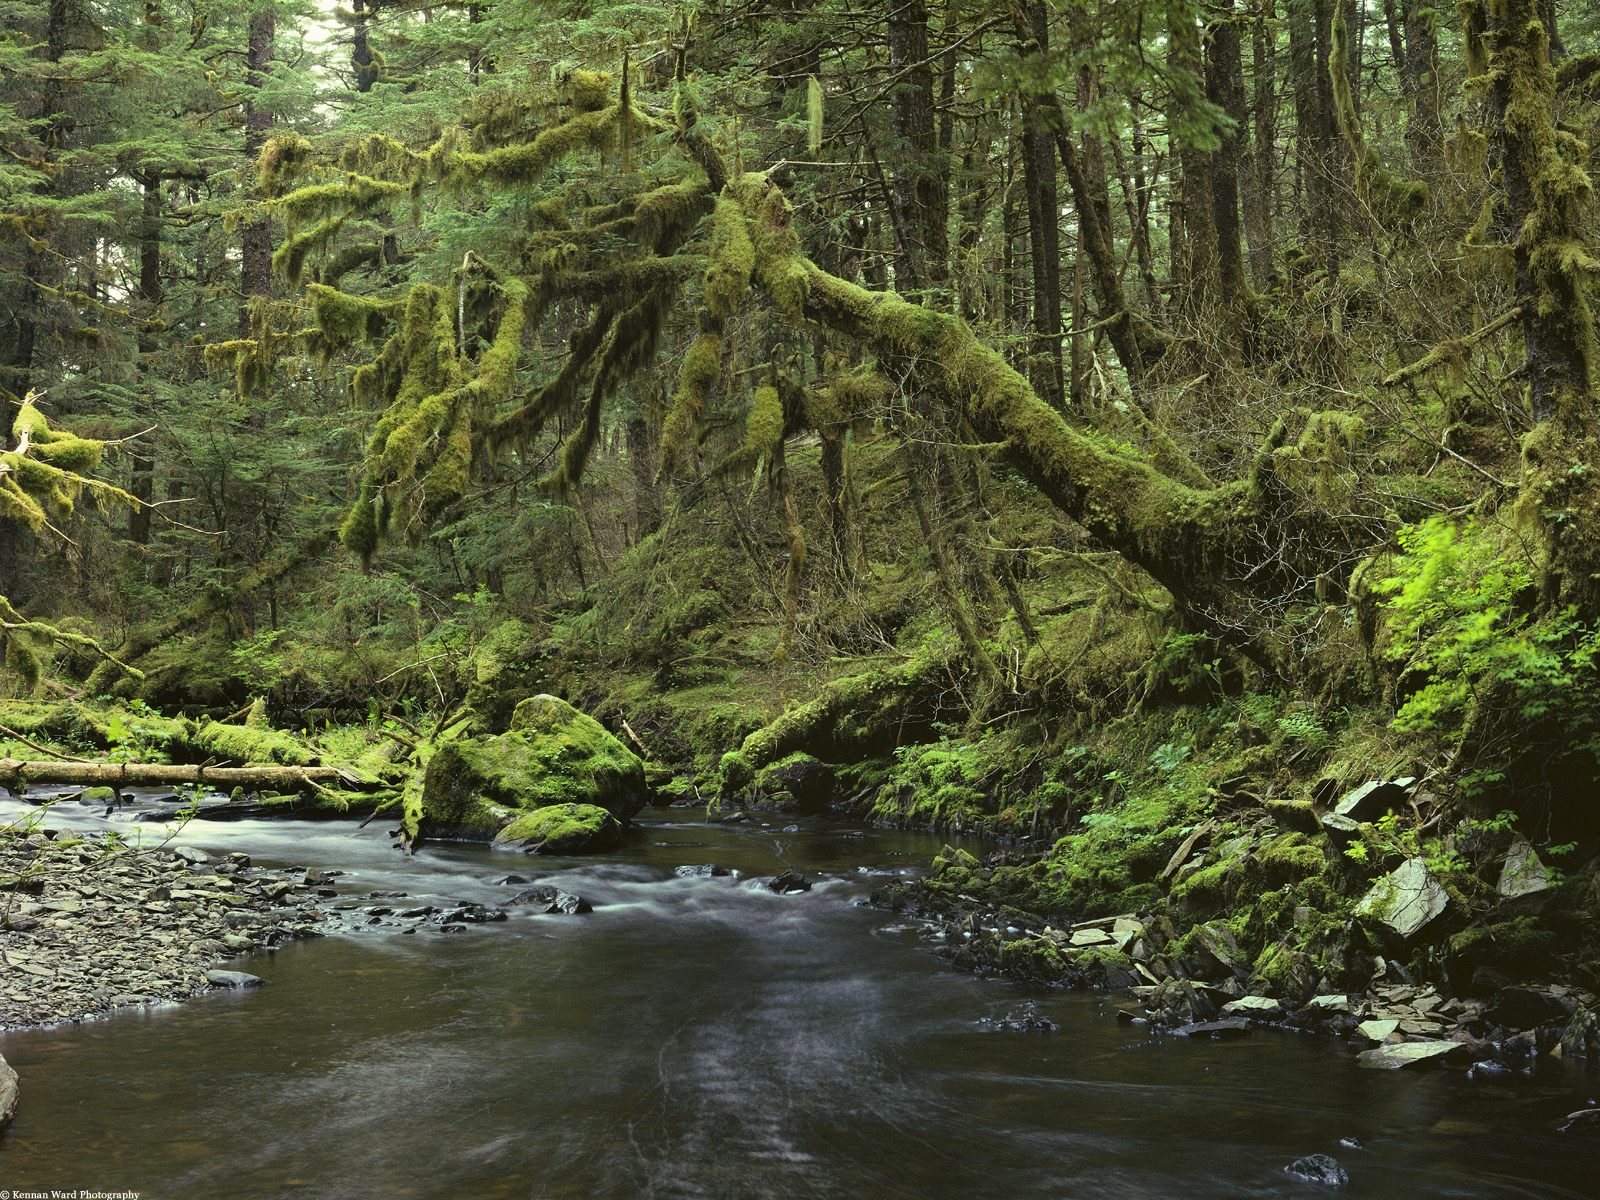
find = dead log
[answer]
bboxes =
[0,758,368,795]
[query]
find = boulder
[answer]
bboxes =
[418,695,644,841]
[767,870,812,894]
[1355,857,1448,941]
[1357,1039,1457,1069]
[493,803,624,854]
[1285,1154,1349,1187]
[1485,985,1574,1031]
[1221,995,1285,1019]
[1333,778,1414,823]
[751,752,836,813]
[0,1052,16,1127]
[1497,838,1554,902]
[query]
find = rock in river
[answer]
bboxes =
[0,1052,17,1127]
[1285,1154,1349,1186]
[206,970,265,989]
[1357,1039,1458,1069]
[494,802,624,854]
[506,885,592,915]
[416,694,644,843]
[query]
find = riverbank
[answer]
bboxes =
[0,822,329,1030]
[870,844,1600,1074]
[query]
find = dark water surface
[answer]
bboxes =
[0,801,1595,1199]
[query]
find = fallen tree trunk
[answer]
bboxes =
[0,758,367,794]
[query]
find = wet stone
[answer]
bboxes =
[1285,1154,1349,1187]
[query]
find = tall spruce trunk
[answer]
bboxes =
[1244,4,1278,289]
[239,8,275,336]
[887,0,948,293]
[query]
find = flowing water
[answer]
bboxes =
[0,796,1595,1199]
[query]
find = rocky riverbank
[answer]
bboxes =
[875,871,1600,1073]
[0,826,333,1029]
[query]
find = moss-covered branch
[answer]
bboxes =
[721,174,1370,649]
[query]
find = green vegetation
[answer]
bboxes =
[1,0,1598,1000]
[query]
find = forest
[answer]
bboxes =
[1,0,1600,1191]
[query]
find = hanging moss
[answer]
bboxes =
[703,193,754,319]
[307,283,400,349]
[658,317,723,474]
[807,76,824,153]
[273,217,345,285]
[447,106,635,187]
[337,275,528,558]
[259,133,315,197]
[490,305,613,453]
[744,383,783,461]
[1330,6,1428,225]
[275,174,410,233]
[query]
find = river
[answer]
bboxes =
[0,799,1594,1198]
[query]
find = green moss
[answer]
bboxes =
[493,802,623,853]
[188,719,317,767]
[744,384,783,461]
[416,694,645,842]
[659,325,723,473]
[704,193,754,319]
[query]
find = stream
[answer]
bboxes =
[0,798,1595,1199]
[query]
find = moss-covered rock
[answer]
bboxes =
[751,751,835,813]
[466,619,543,731]
[417,694,644,842]
[493,802,623,853]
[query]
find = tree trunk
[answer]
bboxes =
[1401,0,1441,161]
[1287,0,1343,277]
[0,759,370,795]
[1244,3,1278,289]
[1206,4,1252,307]
[129,175,163,546]
[887,0,948,293]
[240,7,275,336]
[352,0,378,93]
[1482,0,1592,425]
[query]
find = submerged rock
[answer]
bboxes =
[977,1000,1059,1033]
[1557,1109,1600,1136]
[1172,1017,1251,1038]
[1285,1153,1349,1186]
[205,969,264,989]
[417,695,644,842]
